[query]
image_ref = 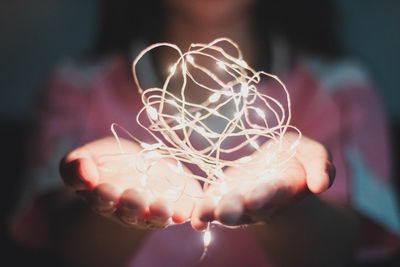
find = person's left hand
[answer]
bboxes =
[190,133,336,230]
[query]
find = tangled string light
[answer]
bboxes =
[109,37,301,251]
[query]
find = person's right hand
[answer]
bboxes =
[60,137,202,229]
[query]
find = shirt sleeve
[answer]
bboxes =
[305,58,400,257]
[9,62,94,246]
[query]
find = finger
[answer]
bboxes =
[292,134,335,194]
[215,193,244,226]
[117,189,149,224]
[60,157,99,190]
[191,198,217,231]
[91,183,121,215]
[148,198,173,227]
[172,198,194,224]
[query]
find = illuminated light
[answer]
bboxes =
[177,161,184,173]
[216,61,225,69]
[203,228,212,247]
[208,92,221,103]
[250,140,259,149]
[112,39,302,252]
[164,189,179,199]
[197,126,206,135]
[290,139,300,150]
[169,64,177,74]
[144,151,162,160]
[140,175,147,187]
[219,181,228,194]
[214,169,225,178]
[265,152,272,164]
[168,161,184,173]
[147,106,158,120]
[223,90,233,97]
[238,156,252,163]
[141,142,161,150]
[210,109,220,116]
[186,55,194,63]
[213,195,222,205]
[238,59,248,68]
[255,108,265,118]
[167,99,177,106]
[241,83,249,97]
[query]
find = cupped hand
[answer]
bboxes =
[191,133,335,230]
[60,137,202,229]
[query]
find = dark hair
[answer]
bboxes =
[91,0,341,59]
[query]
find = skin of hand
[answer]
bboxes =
[191,133,336,230]
[60,137,203,229]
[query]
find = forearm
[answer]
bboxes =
[250,195,360,267]
[38,189,148,266]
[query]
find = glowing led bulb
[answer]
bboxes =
[186,55,194,63]
[140,175,147,187]
[169,64,177,74]
[241,83,249,97]
[141,142,161,150]
[238,59,248,68]
[209,92,221,103]
[197,126,206,135]
[238,156,252,163]
[216,61,225,70]
[147,106,158,120]
[166,99,177,106]
[255,108,265,119]
[234,111,242,119]
[223,90,233,97]
[203,228,212,247]
[250,140,259,149]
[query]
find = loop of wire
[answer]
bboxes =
[111,38,301,191]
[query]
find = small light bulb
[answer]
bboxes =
[219,180,228,194]
[210,109,220,116]
[144,151,162,159]
[216,61,225,70]
[166,99,177,106]
[169,64,177,74]
[177,161,184,173]
[241,83,249,97]
[141,142,161,150]
[197,126,206,135]
[208,92,221,103]
[147,106,158,120]
[238,156,252,163]
[186,55,194,63]
[238,59,248,68]
[140,175,147,187]
[250,140,259,149]
[203,229,212,247]
[255,108,265,118]
[223,90,233,97]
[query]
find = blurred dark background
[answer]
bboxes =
[1,0,399,266]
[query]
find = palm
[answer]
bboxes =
[191,133,335,230]
[60,137,203,228]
